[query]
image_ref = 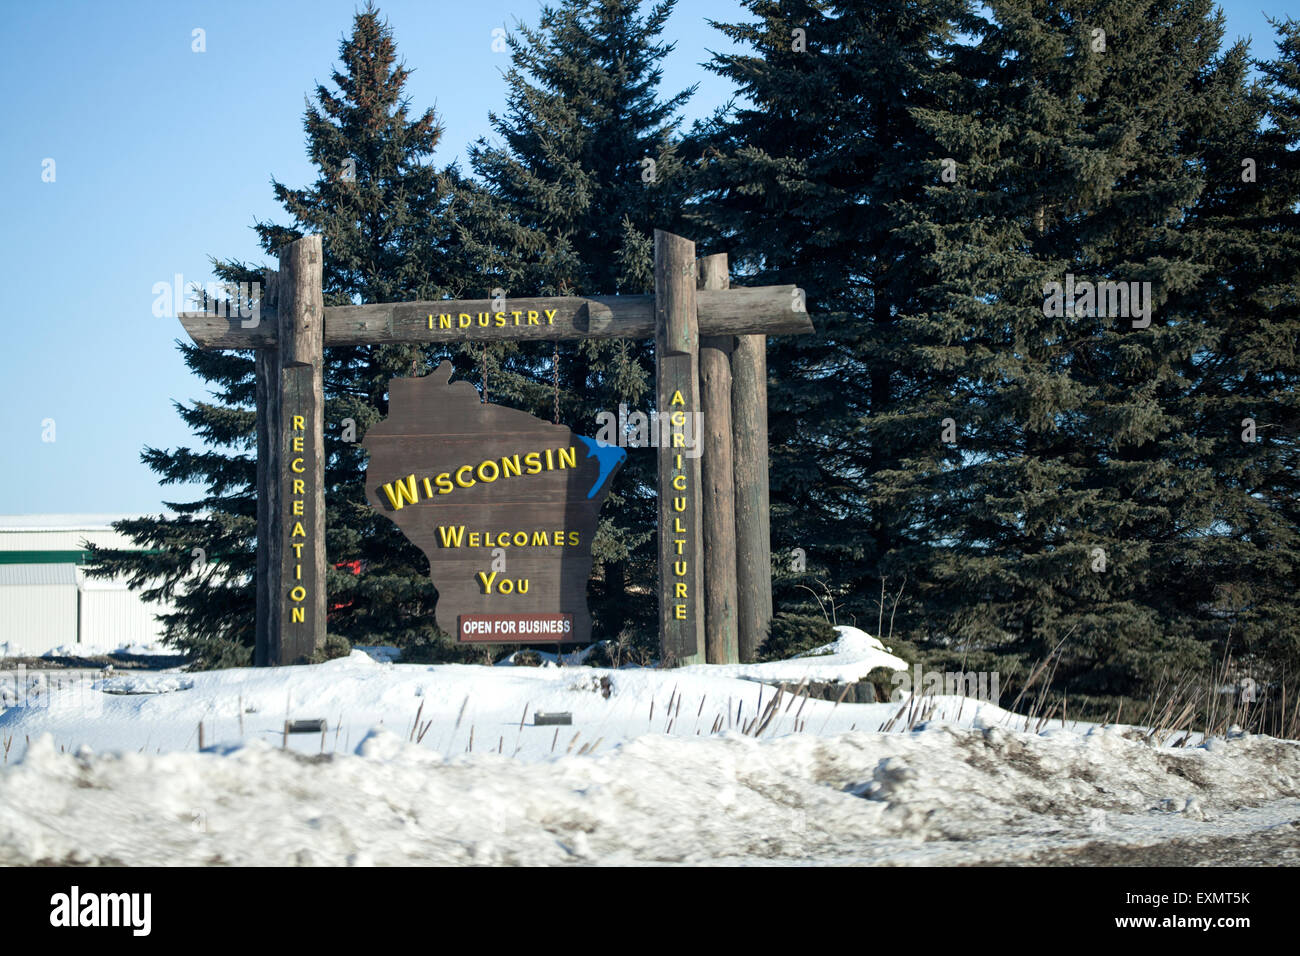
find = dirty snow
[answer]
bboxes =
[0,723,1297,866]
[1,645,1298,865]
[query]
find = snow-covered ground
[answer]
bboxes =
[678,625,908,681]
[1,627,1297,866]
[0,629,1007,760]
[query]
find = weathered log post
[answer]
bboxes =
[698,253,739,664]
[253,317,277,666]
[731,328,773,662]
[256,235,326,665]
[654,230,705,666]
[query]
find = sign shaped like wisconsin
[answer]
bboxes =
[363,361,626,643]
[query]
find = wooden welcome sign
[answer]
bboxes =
[362,362,625,643]
[179,230,811,666]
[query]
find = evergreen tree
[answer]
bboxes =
[904,0,1276,693]
[86,5,475,665]
[1244,16,1300,671]
[696,0,1297,696]
[1166,16,1300,675]
[689,0,972,644]
[456,0,696,648]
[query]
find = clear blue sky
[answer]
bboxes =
[0,0,1286,515]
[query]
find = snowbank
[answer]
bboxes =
[0,641,176,659]
[679,625,907,682]
[0,648,1001,761]
[49,641,176,658]
[4,644,1298,865]
[0,722,1296,865]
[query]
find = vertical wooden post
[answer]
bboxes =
[698,254,739,664]
[253,322,278,667]
[732,332,773,662]
[266,236,326,665]
[654,230,705,666]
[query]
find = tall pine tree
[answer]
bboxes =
[689,0,972,645]
[86,5,475,665]
[1167,16,1300,675]
[904,0,1278,693]
[455,0,696,650]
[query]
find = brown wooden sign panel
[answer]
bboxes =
[362,361,625,643]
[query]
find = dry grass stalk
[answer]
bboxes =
[785,678,809,713]
[408,700,425,742]
[817,681,856,735]
[793,685,812,730]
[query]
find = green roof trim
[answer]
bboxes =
[0,550,170,565]
[0,550,93,564]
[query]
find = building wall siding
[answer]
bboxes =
[0,518,176,656]
[79,588,167,648]
[0,583,79,655]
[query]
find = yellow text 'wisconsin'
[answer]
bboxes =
[380,446,579,510]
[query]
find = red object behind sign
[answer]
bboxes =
[329,560,363,615]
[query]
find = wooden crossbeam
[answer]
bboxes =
[179,286,809,349]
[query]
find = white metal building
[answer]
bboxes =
[0,515,175,656]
